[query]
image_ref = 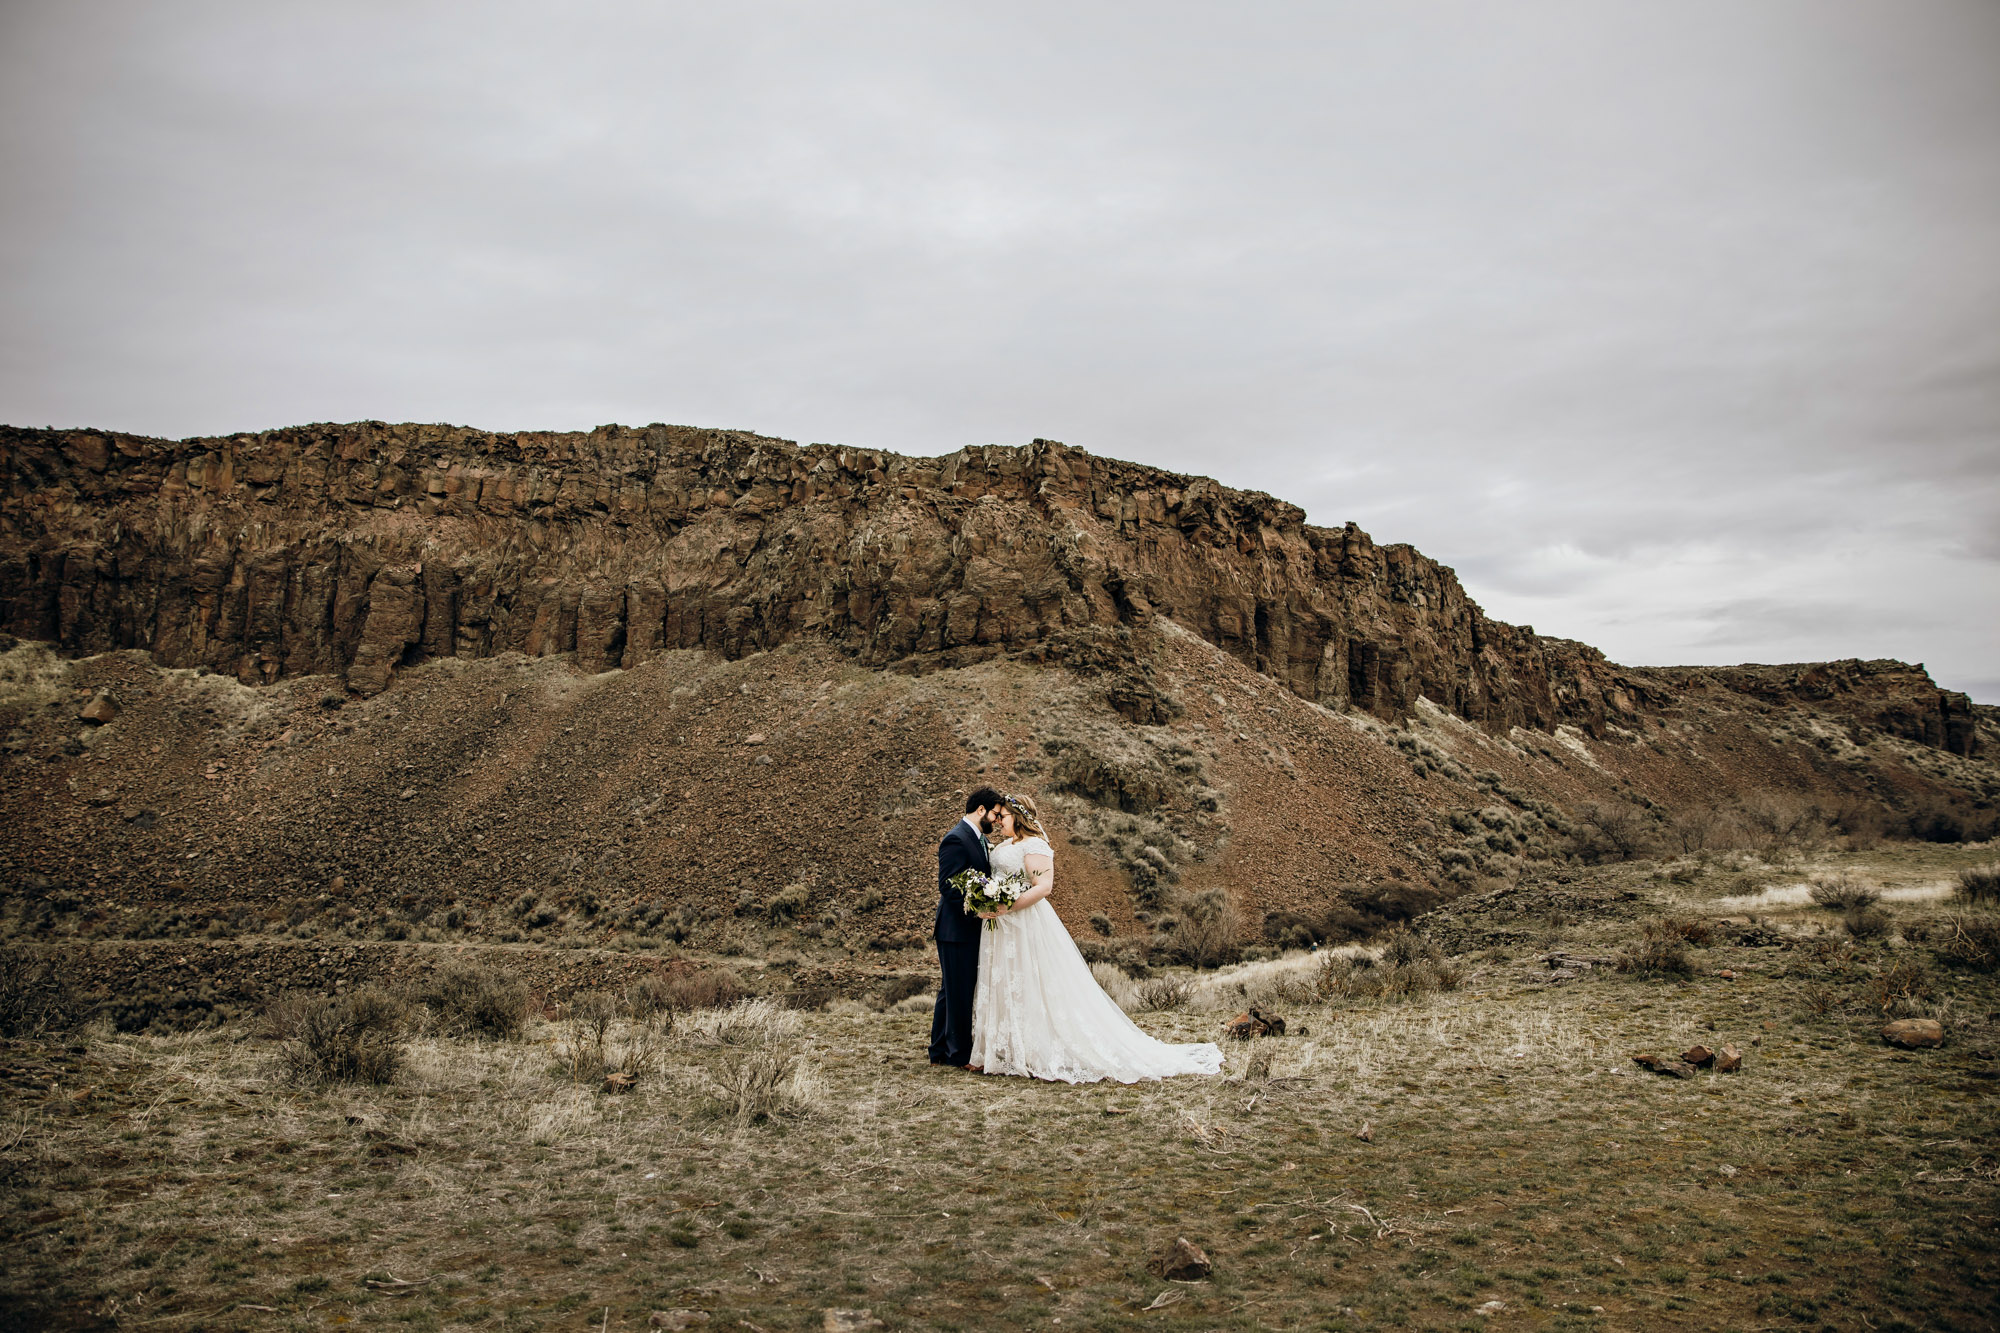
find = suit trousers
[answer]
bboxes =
[928,937,981,1065]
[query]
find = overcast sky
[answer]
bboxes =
[4,3,1996,701]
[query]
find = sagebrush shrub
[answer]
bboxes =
[1935,914,2000,972]
[1616,936,1692,977]
[1866,958,1936,1016]
[417,962,530,1038]
[276,988,408,1085]
[1165,889,1240,969]
[1808,872,1880,912]
[1314,939,1460,1000]
[0,949,78,1037]
[1132,976,1192,1012]
[1845,905,1891,940]
[1956,864,2000,905]
[706,1046,822,1124]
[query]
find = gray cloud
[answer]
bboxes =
[4,1,1996,699]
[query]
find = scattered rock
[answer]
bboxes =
[1354,1121,1373,1143]
[1882,1019,1944,1049]
[1715,1045,1744,1073]
[1682,1045,1715,1068]
[745,732,766,745]
[602,1071,638,1093]
[1475,1300,1508,1316]
[1632,1054,1697,1079]
[398,788,416,801]
[1152,1236,1212,1281]
[79,692,117,724]
[821,1312,884,1333]
[1224,1006,1285,1039]
[649,1312,710,1330]
[1717,970,1737,980]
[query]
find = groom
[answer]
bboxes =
[930,786,1003,1068]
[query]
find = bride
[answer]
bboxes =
[969,793,1224,1083]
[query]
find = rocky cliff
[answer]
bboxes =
[0,420,1979,755]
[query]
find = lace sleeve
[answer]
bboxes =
[1021,836,1054,860]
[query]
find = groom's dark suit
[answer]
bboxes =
[929,817,990,1066]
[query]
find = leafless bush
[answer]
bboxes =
[1808,872,1881,912]
[1569,802,1660,863]
[679,997,803,1046]
[638,968,749,1015]
[1666,806,1738,854]
[552,991,619,1083]
[1800,983,1840,1018]
[1164,889,1241,969]
[1646,914,1716,946]
[0,949,79,1037]
[1935,914,2000,972]
[1866,958,1937,1017]
[415,962,530,1039]
[1736,793,1833,857]
[1132,976,1193,1012]
[1956,864,2000,905]
[1616,933,1693,977]
[276,988,409,1085]
[1314,936,1462,1001]
[705,1046,824,1124]
[1844,905,1891,940]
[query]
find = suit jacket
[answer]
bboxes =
[935,819,992,945]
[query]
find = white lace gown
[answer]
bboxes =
[970,836,1224,1084]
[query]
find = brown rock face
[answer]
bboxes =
[0,422,1699,737]
[3,420,1978,757]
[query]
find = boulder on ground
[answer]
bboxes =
[1224,1006,1285,1039]
[1715,1044,1743,1073]
[1882,1018,1944,1049]
[1632,1053,1697,1079]
[1153,1236,1213,1281]
[1682,1045,1715,1068]
[80,692,117,724]
[821,1311,885,1332]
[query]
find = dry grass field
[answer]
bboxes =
[3,845,1997,1333]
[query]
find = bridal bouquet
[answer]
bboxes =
[949,867,1026,930]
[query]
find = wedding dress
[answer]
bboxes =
[970,836,1224,1083]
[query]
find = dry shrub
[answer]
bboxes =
[1736,793,1834,857]
[1808,872,1881,912]
[1164,889,1241,969]
[877,974,930,1008]
[1131,976,1193,1013]
[1844,905,1891,940]
[1866,958,1937,1017]
[0,949,79,1037]
[1956,864,2000,905]
[1646,915,1715,946]
[416,962,530,1038]
[1091,961,1140,1010]
[1935,914,2000,972]
[1616,923,1695,977]
[553,991,619,1082]
[679,997,803,1046]
[705,1046,823,1124]
[1800,983,1840,1018]
[276,988,409,1085]
[635,968,749,1015]
[1570,802,1661,863]
[1315,933,1462,1001]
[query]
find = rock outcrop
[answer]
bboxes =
[0,420,1978,754]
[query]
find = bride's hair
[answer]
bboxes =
[1000,792,1048,842]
